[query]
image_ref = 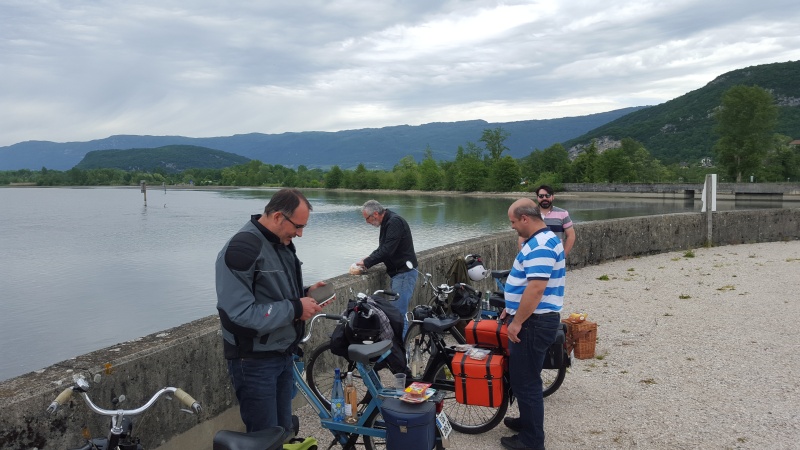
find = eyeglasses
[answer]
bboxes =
[537,194,552,199]
[281,212,306,229]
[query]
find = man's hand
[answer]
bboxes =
[507,320,522,344]
[299,297,322,320]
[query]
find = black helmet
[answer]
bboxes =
[412,304,434,320]
[345,305,382,343]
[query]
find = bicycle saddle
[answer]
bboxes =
[422,316,460,333]
[491,269,510,279]
[213,426,286,450]
[348,340,392,364]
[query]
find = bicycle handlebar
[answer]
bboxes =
[47,382,202,416]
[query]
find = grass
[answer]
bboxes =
[597,274,610,281]
[717,285,735,291]
[679,294,691,299]
[683,250,695,258]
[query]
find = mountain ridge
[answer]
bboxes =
[0,109,644,171]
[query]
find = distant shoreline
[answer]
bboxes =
[4,183,799,201]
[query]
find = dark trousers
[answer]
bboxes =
[227,353,294,433]
[508,312,560,449]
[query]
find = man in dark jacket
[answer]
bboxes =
[356,200,418,336]
[216,188,325,434]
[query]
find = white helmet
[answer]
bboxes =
[465,254,489,281]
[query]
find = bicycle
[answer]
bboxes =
[298,291,450,450]
[47,377,202,450]
[403,268,570,434]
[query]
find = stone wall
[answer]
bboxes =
[563,182,800,195]
[1,208,798,449]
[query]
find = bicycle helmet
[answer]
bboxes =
[450,284,480,318]
[345,305,382,343]
[465,254,489,281]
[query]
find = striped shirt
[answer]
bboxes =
[541,206,573,243]
[504,227,566,315]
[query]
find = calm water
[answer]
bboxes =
[0,187,785,381]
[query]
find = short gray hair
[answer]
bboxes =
[362,200,385,215]
[512,204,541,219]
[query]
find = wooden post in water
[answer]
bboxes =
[140,180,147,207]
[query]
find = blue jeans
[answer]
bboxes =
[508,312,560,449]
[391,269,418,338]
[227,354,294,433]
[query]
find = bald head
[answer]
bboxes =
[508,198,543,239]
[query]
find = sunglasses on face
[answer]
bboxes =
[538,194,552,199]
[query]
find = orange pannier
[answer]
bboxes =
[452,351,505,407]
[464,318,509,353]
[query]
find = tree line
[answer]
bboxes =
[3,86,798,190]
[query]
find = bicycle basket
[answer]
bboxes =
[450,283,480,318]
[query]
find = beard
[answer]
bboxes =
[539,200,552,209]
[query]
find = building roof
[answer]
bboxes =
[790,139,800,145]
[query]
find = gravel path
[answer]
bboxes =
[294,240,800,449]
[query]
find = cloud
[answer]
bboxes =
[1,0,799,147]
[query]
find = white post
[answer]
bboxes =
[702,174,717,246]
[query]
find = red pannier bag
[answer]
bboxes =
[464,318,509,354]
[452,351,505,407]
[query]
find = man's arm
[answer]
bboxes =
[562,227,576,258]
[363,218,404,267]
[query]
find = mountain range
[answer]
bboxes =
[0,108,642,171]
[2,60,798,172]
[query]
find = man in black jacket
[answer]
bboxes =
[356,200,418,336]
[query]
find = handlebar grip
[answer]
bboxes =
[47,387,74,413]
[174,389,202,414]
[325,314,344,321]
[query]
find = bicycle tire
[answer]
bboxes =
[305,342,370,410]
[428,359,508,434]
[542,365,566,397]
[362,408,387,450]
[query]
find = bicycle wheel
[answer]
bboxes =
[542,365,566,397]
[404,324,436,380]
[362,408,387,450]
[430,359,508,434]
[305,342,369,410]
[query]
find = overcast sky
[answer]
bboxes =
[2,0,799,147]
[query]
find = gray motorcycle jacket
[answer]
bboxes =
[216,215,305,359]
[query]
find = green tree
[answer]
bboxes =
[418,148,443,191]
[394,156,418,190]
[488,156,521,192]
[714,85,778,182]
[479,127,510,160]
[326,165,344,188]
[570,141,599,182]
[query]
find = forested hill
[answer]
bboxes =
[0,108,643,171]
[74,145,250,173]
[563,60,800,164]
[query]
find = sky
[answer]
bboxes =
[2,0,800,148]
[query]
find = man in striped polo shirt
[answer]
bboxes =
[535,185,575,258]
[500,198,565,450]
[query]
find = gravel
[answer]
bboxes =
[293,240,800,449]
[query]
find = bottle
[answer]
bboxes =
[330,368,345,422]
[411,336,422,378]
[344,372,358,424]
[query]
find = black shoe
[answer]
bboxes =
[500,435,537,450]
[504,416,523,432]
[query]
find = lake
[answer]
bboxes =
[0,187,785,381]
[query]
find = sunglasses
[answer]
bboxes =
[537,194,552,199]
[281,212,306,229]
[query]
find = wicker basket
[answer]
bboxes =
[562,319,597,359]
